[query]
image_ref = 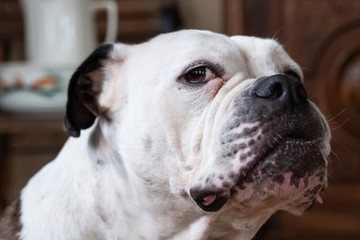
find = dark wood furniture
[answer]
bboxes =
[0,114,67,214]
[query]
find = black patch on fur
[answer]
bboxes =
[65,43,114,137]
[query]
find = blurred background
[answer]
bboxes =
[0,0,359,239]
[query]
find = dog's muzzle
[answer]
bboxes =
[190,74,329,212]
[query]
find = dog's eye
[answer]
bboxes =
[185,66,215,84]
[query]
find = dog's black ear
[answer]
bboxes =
[65,44,114,137]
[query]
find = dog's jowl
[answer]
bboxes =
[0,30,330,240]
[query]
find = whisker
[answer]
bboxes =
[271,26,284,41]
[327,150,342,175]
[330,150,341,165]
[307,96,315,101]
[326,172,337,184]
[330,136,352,156]
[327,109,346,122]
[330,117,350,131]
[330,136,340,144]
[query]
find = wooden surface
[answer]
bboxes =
[0,113,67,213]
[0,113,64,134]
[224,0,244,35]
[0,134,9,212]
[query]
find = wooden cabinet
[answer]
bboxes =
[0,117,67,213]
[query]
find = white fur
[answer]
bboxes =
[19,30,328,240]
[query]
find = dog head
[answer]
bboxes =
[65,30,330,236]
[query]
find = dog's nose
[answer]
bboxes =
[189,187,229,212]
[252,74,307,109]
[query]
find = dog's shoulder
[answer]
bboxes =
[0,196,22,240]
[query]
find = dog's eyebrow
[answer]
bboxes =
[178,59,225,80]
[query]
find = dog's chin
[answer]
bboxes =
[232,139,327,214]
[190,138,327,213]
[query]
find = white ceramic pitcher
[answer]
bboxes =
[21,0,118,67]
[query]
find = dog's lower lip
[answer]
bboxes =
[190,189,230,212]
[196,195,229,212]
[236,137,320,187]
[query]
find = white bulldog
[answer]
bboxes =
[0,30,330,240]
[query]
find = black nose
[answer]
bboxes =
[189,187,229,212]
[252,74,307,110]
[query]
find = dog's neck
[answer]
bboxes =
[17,123,272,240]
[20,122,270,239]
[83,122,270,240]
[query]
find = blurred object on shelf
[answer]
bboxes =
[0,0,167,62]
[21,0,118,67]
[96,0,163,43]
[0,63,73,118]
